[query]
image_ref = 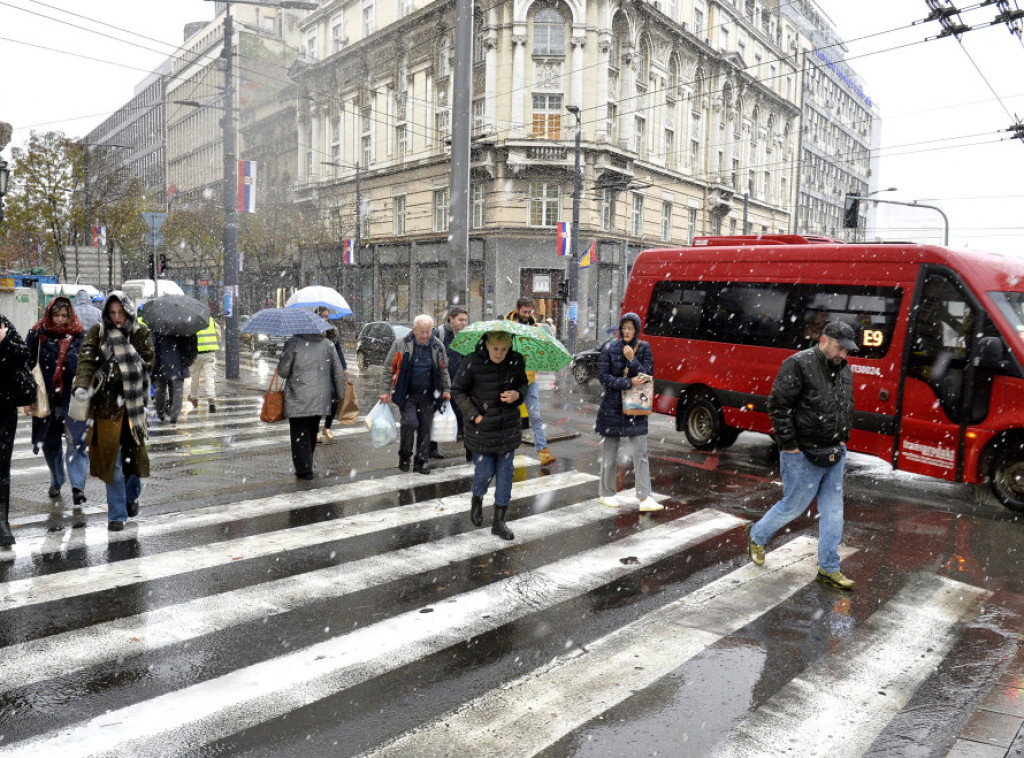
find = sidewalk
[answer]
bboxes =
[947,641,1024,757]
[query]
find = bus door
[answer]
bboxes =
[895,268,993,481]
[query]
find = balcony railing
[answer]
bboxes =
[526,145,568,161]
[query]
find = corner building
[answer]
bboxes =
[294,0,801,343]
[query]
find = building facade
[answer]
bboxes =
[293,0,802,344]
[783,0,879,242]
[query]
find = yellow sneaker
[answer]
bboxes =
[538,447,557,466]
[816,569,855,590]
[745,522,765,567]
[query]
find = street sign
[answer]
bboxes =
[141,211,168,231]
[145,231,165,248]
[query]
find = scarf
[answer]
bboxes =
[31,299,84,394]
[102,325,149,444]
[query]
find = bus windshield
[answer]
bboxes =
[991,292,1024,345]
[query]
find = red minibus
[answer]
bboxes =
[623,235,1024,510]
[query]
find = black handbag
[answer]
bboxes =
[801,445,843,468]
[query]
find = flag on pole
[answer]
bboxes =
[556,222,568,256]
[343,239,356,265]
[579,240,597,268]
[237,160,257,213]
[92,224,106,247]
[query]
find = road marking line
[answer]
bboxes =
[0,508,739,758]
[0,478,642,693]
[0,457,550,607]
[364,536,843,758]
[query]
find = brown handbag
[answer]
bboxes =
[260,367,285,423]
[621,368,653,416]
[335,380,359,425]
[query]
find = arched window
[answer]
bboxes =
[533,8,565,55]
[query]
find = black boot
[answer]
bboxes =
[491,506,514,540]
[0,501,15,547]
[470,495,483,527]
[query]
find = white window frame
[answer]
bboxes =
[362,0,375,36]
[528,181,560,227]
[331,14,345,52]
[472,184,485,228]
[394,195,406,236]
[631,193,644,237]
[600,188,614,231]
[434,189,450,232]
[661,201,672,241]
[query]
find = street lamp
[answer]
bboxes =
[202,0,318,381]
[565,104,582,354]
[321,160,362,323]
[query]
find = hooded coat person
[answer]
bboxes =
[26,296,89,501]
[74,290,102,332]
[73,291,154,489]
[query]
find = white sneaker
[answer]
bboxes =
[638,497,664,512]
[599,495,621,508]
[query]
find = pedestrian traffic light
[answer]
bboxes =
[159,254,169,275]
[556,280,568,301]
[843,195,860,229]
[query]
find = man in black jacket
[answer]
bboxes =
[429,306,469,460]
[745,321,858,590]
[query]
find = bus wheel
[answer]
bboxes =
[991,442,1024,512]
[683,396,726,450]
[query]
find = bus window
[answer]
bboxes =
[991,291,1024,347]
[645,282,709,339]
[909,274,975,423]
[795,285,902,358]
[708,284,789,347]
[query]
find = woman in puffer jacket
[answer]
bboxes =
[595,312,661,512]
[450,331,528,540]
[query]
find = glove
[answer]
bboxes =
[74,388,89,402]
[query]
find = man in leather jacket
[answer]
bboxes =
[745,321,858,590]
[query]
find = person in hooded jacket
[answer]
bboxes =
[595,312,662,512]
[25,296,89,504]
[74,289,102,332]
[0,314,30,546]
[73,292,154,531]
[276,330,347,480]
[450,330,529,540]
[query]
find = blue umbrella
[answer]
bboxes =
[240,307,332,337]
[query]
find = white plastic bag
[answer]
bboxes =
[365,400,383,431]
[433,402,458,443]
[370,402,399,448]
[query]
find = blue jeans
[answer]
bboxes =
[42,417,90,491]
[472,451,516,507]
[105,444,142,523]
[751,447,846,573]
[524,382,547,449]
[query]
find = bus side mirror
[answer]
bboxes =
[976,336,1006,370]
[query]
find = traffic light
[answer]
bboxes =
[843,195,860,229]
[159,254,169,275]
[556,280,568,301]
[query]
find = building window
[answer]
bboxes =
[472,184,485,228]
[693,5,705,36]
[396,125,407,159]
[439,37,451,78]
[533,8,565,55]
[532,93,563,140]
[472,98,486,132]
[434,189,449,232]
[664,128,674,168]
[435,109,450,150]
[600,188,614,231]
[397,0,412,18]
[606,102,617,141]
[394,195,406,235]
[361,200,371,237]
[331,15,344,52]
[362,0,375,36]
[661,202,672,241]
[528,181,560,226]
[687,208,697,244]
[631,194,644,237]
[306,33,318,60]
[362,134,372,166]
[634,116,645,155]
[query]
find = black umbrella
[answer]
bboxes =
[140,295,210,336]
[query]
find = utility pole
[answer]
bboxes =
[354,160,363,323]
[565,105,582,354]
[221,3,240,379]
[447,0,473,316]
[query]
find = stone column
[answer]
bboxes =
[571,32,585,110]
[484,29,498,133]
[596,32,611,142]
[510,31,528,137]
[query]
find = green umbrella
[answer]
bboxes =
[450,319,573,371]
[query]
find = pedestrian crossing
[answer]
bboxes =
[0,452,998,757]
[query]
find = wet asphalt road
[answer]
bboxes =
[2,358,1023,757]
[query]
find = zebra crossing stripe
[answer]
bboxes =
[0,509,742,758]
[0,459,557,608]
[362,536,846,758]
[4,456,540,564]
[0,478,643,694]
[710,573,988,758]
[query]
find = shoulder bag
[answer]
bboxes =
[621,366,653,417]
[30,342,51,419]
[260,367,285,423]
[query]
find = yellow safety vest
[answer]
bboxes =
[196,318,220,352]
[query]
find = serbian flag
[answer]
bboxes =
[579,240,596,268]
[237,160,257,213]
[343,239,356,265]
[92,224,106,247]
[556,222,569,256]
